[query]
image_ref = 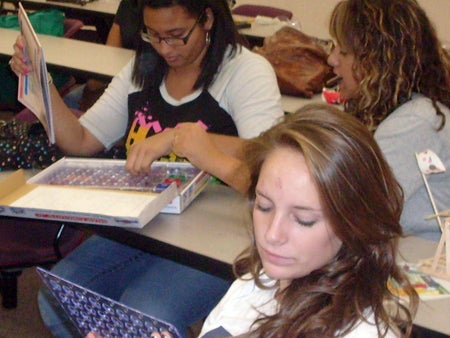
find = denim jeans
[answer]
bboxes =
[63,84,85,110]
[38,235,231,338]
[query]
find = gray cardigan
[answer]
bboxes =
[375,94,450,241]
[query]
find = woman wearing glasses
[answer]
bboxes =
[10,0,283,337]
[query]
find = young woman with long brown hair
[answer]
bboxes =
[199,104,418,337]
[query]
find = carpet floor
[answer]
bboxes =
[0,267,53,338]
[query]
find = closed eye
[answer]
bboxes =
[255,203,271,213]
[295,218,316,227]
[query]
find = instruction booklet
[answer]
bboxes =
[17,2,55,143]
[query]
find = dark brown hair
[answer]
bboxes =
[235,104,418,337]
[132,0,245,90]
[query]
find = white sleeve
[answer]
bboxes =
[211,48,284,139]
[79,59,139,149]
[340,312,397,338]
[199,276,277,337]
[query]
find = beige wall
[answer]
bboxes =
[235,0,449,42]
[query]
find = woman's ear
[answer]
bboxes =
[204,7,214,30]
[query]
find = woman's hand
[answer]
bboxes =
[150,331,173,338]
[85,330,173,338]
[172,123,250,192]
[126,122,214,175]
[126,129,175,175]
[125,122,247,191]
[85,332,102,338]
[171,122,217,169]
[9,35,30,77]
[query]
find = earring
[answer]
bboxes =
[205,31,211,45]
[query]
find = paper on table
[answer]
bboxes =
[389,263,450,301]
[17,2,55,143]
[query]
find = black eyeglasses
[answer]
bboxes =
[141,12,205,47]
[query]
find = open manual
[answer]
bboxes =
[17,2,55,143]
[37,267,181,338]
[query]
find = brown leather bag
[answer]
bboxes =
[253,26,334,98]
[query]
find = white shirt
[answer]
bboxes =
[200,274,398,338]
[80,46,283,149]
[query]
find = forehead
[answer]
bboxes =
[143,5,195,30]
[257,147,322,206]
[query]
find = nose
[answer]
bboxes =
[155,40,174,55]
[265,213,288,246]
[327,48,339,68]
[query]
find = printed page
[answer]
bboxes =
[17,2,55,143]
[389,263,450,300]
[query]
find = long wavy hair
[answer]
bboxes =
[234,104,418,337]
[131,0,245,90]
[329,0,450,132]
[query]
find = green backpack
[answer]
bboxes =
[0,9,67,111]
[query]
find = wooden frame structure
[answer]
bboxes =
[418,213,450,280]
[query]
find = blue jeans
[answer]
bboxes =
[63,84,85,110]
[38,235,231,338]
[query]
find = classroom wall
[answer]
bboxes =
[234,0,449,42]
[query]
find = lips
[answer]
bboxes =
[325,75,343,88]
[164,55,178,63]
[260,247,293,266]
[322,75,344,104]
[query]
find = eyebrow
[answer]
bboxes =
[145,26,186,35]
[255,189,321,212]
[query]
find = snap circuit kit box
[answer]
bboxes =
[0,158,210,228]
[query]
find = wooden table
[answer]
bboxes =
[398,237,450,336]
[281,93,325,114]
[2,0,120,40]
[0,27,134,81]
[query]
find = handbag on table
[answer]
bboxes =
[253,26,334,98]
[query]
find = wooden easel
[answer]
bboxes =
[414,151,449,280]
[418,212,450,281]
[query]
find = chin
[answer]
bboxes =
[264,264,310,282]
[340,88,358,101]
[339,90,350,101]
[263,266,292,281]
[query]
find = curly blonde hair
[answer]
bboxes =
[234,104,418,338]
[329,0,450,131]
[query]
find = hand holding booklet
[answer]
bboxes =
[17,2,55,143]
